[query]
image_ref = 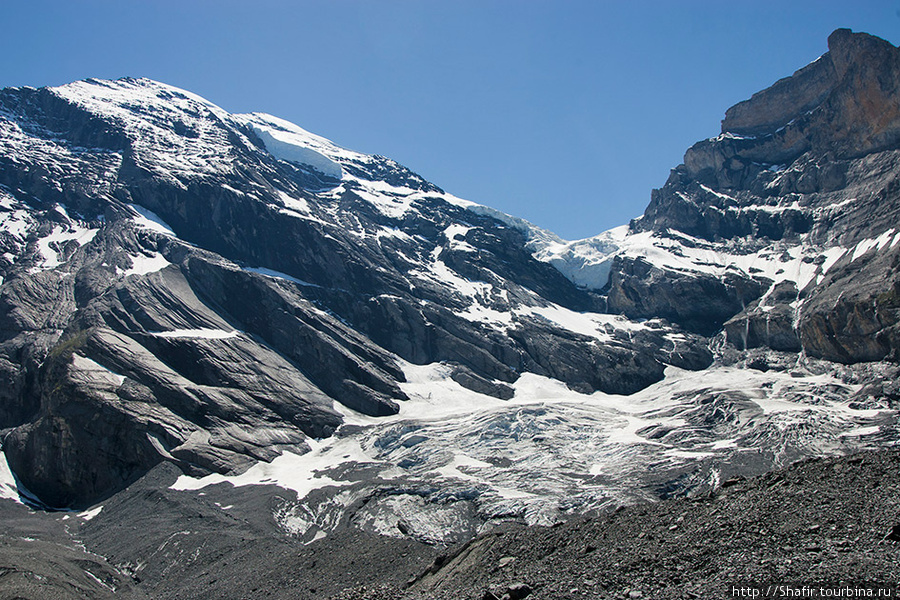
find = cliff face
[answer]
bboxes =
[724,29,900,155]
[599,29,900,364]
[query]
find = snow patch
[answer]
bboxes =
[170,437,377,499]
[276,190,311,214]
[71,355,126,386]
[443,224,476,252]
[851,229,897,262]
[0,451,22,503]
[128,204,176,236]
[78,505,103,521]
[32,221,98,271]
[839,425,881,437]
[152,328,238,340]
[0,208,33,239]
[349,182,422,219]
[516,304,646,341]
[123,252,171,276]
[376,227,414,242]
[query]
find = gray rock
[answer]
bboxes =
[607,255,766,335]
[450,365,515,400]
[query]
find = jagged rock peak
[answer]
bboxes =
[721,29,900,153]
[591,29,900,362]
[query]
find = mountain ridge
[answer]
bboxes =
[541,28,900,362]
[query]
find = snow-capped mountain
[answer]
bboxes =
[0,27,897,574]
[0,73,711,508]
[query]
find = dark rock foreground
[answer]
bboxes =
[1,449,898,599]
[343,449,900,600]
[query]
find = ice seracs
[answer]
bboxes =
[169,358,891,541]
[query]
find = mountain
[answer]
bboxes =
[541,28,900,358]
[0,27,898,600]
[0,74,715,508]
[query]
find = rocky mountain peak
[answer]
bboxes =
[720,29,900,157]
[827,27,898,79]
[720,50,836,139]
[544,30,900,363]
[1,72,718,506]
[633,29,900,246]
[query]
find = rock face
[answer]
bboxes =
[606,255,766,335]
[717,28,900,150]
[553,29,900,365]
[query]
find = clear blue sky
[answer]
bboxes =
[1,1,898,240]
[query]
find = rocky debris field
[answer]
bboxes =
[330,448,900,600]
[0,461,441,600]
[0,500,141,600]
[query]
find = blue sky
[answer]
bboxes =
[2,1,898,240]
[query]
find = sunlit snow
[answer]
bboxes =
[128,204,176,236]
[0,452,21,503]
[151,329,239,340]
[78,505,103,521]
[71,355,126,387]
[171,436,374,498]
[32,222,98,271]
[122,252,171,276]
[243,120,343,179]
